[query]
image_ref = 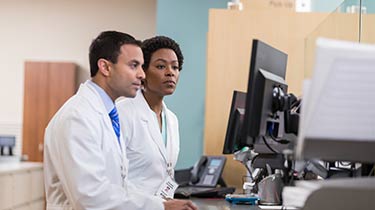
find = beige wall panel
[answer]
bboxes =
[205,9,329,188]
[361,14,375,44]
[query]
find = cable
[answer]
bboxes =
[243,164,253,180]
[269,134,290,144]
[242,175,252,183]
[262,136,278,154]
[287,159,296,186]
[368,166,375,177]
[250,154,259,166]
[267,122,290,144]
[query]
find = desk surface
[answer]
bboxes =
[192,198,261,210]
[0,162,42,174]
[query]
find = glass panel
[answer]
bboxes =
[361,0,375,44]
[304,0,361,79]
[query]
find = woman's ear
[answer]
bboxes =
[97,58,110,77]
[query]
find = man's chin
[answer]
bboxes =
[123,91,137,98]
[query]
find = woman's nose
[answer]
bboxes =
[165,66,175,76]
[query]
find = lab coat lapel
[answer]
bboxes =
[136,92,168,163]
[145,118,168,162]
[101,110,123,156]
[80,81,123,157]
[164,103,178,167]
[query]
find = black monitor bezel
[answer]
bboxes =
[241,39,288,149]
[222,90,246,154]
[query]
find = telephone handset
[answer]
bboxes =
[174,156,234,198]
[190,156,208,184]
[189,156,226,187]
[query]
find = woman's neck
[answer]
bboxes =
[142,90,164,115]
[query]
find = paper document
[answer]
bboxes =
[297,37,375,159]
[306,58,375,140]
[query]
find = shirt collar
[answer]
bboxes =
[87,80,114,113]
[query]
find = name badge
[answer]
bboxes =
[155,176,179,199]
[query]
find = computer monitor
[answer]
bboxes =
[240,39,289,154]
[222,90,246,154]
[296,38,375,164]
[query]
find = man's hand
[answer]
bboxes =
[163,199,198,210]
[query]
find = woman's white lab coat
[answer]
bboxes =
[117,90,180,196]
[43,81,164,210]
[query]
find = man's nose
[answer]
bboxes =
[137,66,145,79]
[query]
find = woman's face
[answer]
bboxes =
[143,48,180,97]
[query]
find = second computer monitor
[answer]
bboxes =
[222,90,246,154]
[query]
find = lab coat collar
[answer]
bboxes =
[87,80,115,113]
[77,81,107,115]
[77,81,125,157]
[136,91,169,163]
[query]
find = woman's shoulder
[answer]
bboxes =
[116,95,141,109]
[117,96,135,107]
[117,95,149,121]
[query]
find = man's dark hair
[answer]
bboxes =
[141,36,184,71]
[89,31,142,77]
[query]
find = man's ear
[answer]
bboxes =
[97,58,110,77]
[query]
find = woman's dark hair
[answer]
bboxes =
[142,36,184,71]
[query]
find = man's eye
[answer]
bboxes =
[130,63,138,69]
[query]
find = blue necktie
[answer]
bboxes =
[109,107,121,148]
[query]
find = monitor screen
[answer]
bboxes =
[240,39,289,154]
[0,136,16,147]
[222,90,246,154]
[296,38,375,163]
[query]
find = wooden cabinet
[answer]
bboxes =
[22,62,76,162]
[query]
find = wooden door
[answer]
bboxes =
[22,62,76,162]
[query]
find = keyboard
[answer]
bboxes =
[174,186,235,198]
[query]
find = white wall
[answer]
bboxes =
[0,0,156,155]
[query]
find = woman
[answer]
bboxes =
[117,36,184,197]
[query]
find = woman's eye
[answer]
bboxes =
[172,66,180,71]
[156,65,165,70]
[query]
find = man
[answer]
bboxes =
[44,31,197,210]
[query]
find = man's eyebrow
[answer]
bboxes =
[129,59,141,64]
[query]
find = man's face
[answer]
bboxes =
[143,48,180,97]
[107,44,145,99]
